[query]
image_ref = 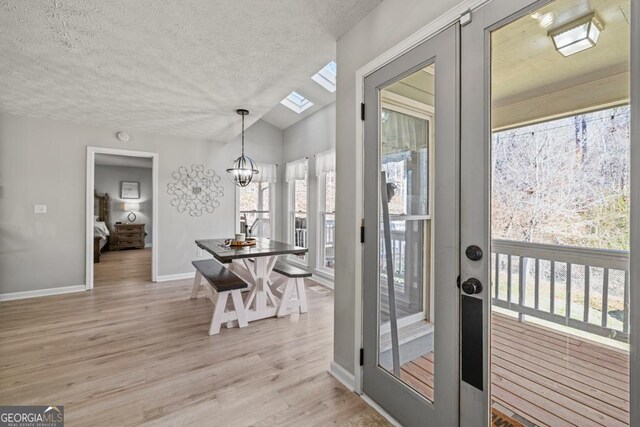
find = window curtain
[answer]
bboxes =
[315,150,335,176]
[381,109,427,156]
[286,158,307,182]
[253,162,277,183]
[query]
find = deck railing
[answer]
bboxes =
[383,233,630,343]
[492,239,629,343]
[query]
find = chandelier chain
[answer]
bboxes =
[241,112,245,156]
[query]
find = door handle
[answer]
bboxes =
[461,278,483,295]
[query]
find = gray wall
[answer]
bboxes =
[95,165,153,246]
[334,0,462,374]
[282,102,335,275]
[0,112,282,294]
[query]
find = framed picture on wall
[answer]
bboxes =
[121,181,140,199]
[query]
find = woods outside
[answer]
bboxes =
[492,105,630,250]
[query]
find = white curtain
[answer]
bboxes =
[315,150,335,176]
[253,162,277,183]
[286,158,307,182]
[381,109,427,155]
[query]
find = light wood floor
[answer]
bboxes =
[401,313,630,426]
[0,271,387,426]
[94,248,152,286]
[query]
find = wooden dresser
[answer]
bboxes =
[112,223,145,250]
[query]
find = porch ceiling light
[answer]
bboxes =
[548,13,603,57]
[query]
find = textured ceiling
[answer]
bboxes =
[0,0,381,140]
[261,71,336,130]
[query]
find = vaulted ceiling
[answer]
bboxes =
[0,0,380,140]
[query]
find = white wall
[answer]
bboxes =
[283,103,335,162]
[0,112,282,295]
[95,164,153,245]
[334,0,463,374]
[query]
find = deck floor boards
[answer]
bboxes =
[400,313,630,426]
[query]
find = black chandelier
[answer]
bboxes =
[227,109,258,187]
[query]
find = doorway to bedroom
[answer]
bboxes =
[86,147,158,289]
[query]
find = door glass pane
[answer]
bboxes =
[378,64,434,401]
[490,0,630,424]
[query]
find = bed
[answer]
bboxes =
[94,191,111,263]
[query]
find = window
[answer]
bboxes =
[319,170,336,270]
[316,150,336,272]
[286,159,308,263]
[239,181,271,239]
[311,61,337,93]
[281,91,314,114]
[379,90,434,328]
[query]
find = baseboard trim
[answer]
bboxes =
[156,272,195,282]
[311,273,334,289]
[329,361,356,392]
[361,394,402,427]
[329,362,401,426]
[0,285,86,302]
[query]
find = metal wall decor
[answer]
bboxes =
[167,164,224,216]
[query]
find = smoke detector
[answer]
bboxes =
[115,131,130,142]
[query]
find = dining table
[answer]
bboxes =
[195,237,307,322]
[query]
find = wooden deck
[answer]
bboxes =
[401,312,630,426]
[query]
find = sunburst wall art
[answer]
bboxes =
[167,165,224,216]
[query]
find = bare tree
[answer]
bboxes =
[492,106,630,250]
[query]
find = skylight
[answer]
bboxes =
[281,91,314,114]
[311,61,337,93]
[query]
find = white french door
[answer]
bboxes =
[361,0,638,425]
[362,23,459,426]
[461,0,637,425]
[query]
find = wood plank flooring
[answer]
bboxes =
[94,248,151,286]
[0,265,388,426]
[401,313,630,426]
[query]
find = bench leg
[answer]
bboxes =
[209,291,229,335]
[231,289,248,328]
[190,271,203,299]
[277,278,296,318]
[296,278,308,314]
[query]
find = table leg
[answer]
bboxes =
[230,256,280,321]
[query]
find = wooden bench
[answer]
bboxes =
[191,260,248,335]
[270,261,311,318]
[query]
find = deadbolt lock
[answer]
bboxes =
[465,245,483,261]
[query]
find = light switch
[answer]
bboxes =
[33,204,47,214]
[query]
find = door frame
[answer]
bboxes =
[85,146,159,289]
[630,0,639,421]
[352,0,640,425]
